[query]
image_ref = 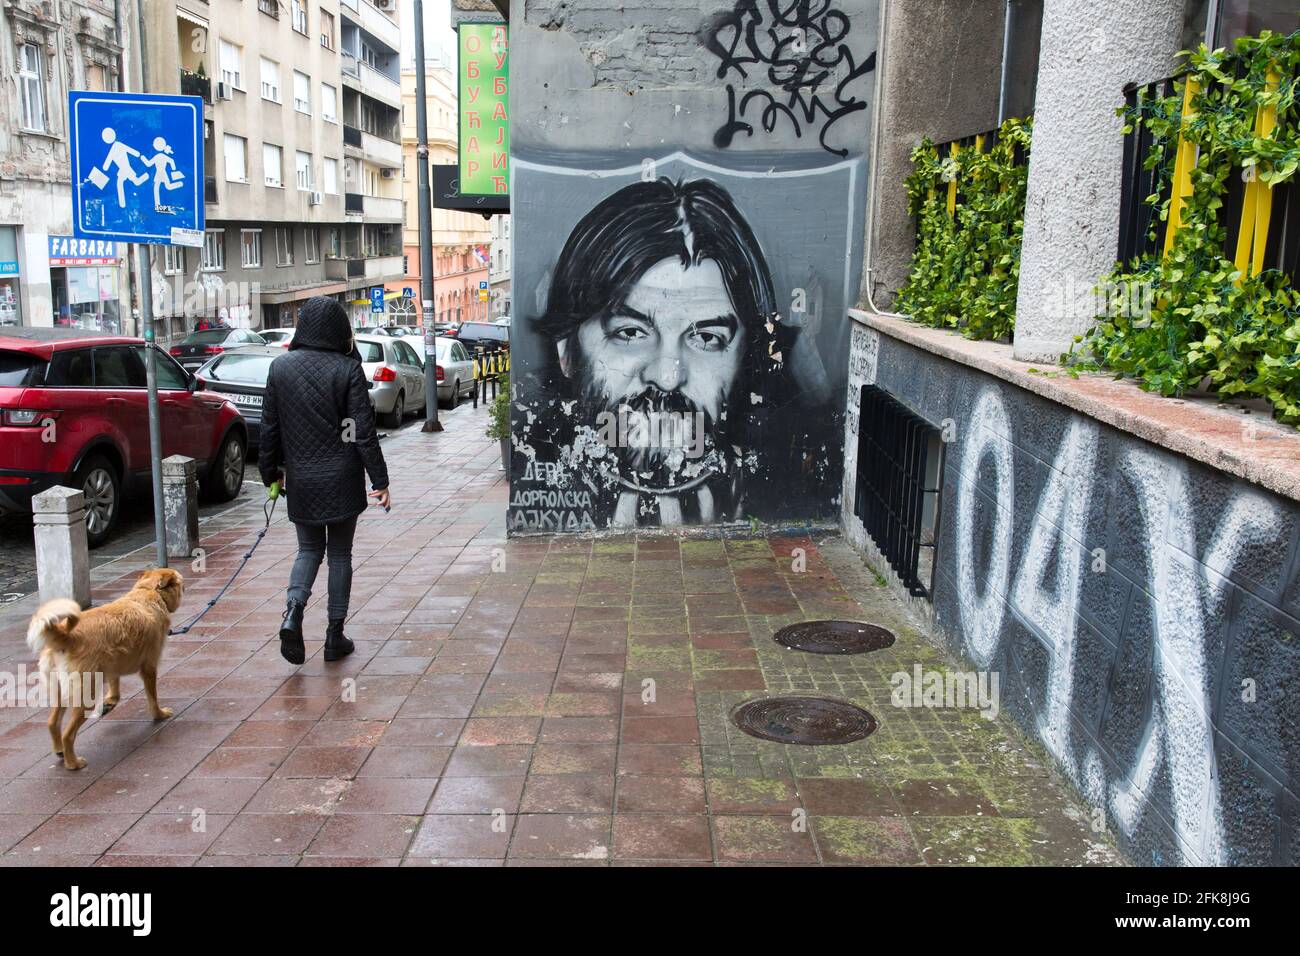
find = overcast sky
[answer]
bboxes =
[398,0,459,69]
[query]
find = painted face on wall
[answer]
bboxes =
[574,257,746,422]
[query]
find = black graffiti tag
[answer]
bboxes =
[702,0,875,158]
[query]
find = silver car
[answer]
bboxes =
[434,336,476,407]
[355,333,426,428]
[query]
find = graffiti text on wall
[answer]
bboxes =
[702,0,875,157]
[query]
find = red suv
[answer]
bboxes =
[0,328,248,546]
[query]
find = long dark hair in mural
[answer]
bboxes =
[511,170,847,531]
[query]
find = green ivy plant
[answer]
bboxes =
[486,372,510,441]
[1071,30,1300,426]
[896,117,1033,341]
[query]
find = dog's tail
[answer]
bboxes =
[26,599,82,656]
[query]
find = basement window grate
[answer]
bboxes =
[853,384,945,600]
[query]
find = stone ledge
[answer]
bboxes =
[850,308,1300,504]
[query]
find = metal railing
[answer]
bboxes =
[343,124,362,147]
[853,385,944,600]
[180,70,211,102]
[345,192,364,213]
[1119,72,1300,280]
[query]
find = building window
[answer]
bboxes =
[223,134,247,182]
[18,43,46,132]
[321,83,337,123]
[304,227,320,263]
[164,245,186,275]
[295,151,313,191]
[263,143,283,187]
[291,0,308,36]
[241,229,262,269]
[202,230,225,271]
[260,57,280,103]
[327,227,341,259]
[320,11,334,50]
[219,40,243,91]
[323,157,338,195]
[275,227,293,267]
[293,71,311,114]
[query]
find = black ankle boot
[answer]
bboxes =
[323,618,354,662]
[279,599,306,665]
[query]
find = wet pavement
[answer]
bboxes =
[0,400,1122,866]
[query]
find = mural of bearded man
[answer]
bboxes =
[518,175,835,529]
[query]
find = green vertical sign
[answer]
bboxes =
[458,22,508,197]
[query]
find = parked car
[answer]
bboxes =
[434,336,475,408]
[356,333,426,428]
[357,325,397,336]
[0,328,248,546]
[193,345,283,447]
[169,327,267,373]
[259,328,295,348]
[453,320,509,353]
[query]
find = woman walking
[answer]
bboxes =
[259,296,391,664]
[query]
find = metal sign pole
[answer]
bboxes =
[415,0,442,433]
[136,243,167,568]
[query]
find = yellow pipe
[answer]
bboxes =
[946,141,958,217]
[1163,75,1200,257]
[1234,66,1280,283]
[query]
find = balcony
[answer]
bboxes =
[339,0,400,54]
[364,254,403,282]
[345,192,364,214]
[360,130,401,168]
[180,70,211,103]
[343,124,362,148]
[356,62,401,109]
[362,194,403,221]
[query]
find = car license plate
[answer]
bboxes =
[229,393,262,407]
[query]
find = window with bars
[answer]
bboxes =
[853,385,945,600]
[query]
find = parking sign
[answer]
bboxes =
[68,91,205,247]
[370,288,386,314]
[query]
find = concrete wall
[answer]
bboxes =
[1012,0,1185,361]
[864,0,1006,310]
[507,0,878,533]
[841,317,1300,866]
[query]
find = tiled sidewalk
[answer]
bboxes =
[0,402,1121,866]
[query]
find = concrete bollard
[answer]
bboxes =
[33,486,90,609]
[162,455,199,560]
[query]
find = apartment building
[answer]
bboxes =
[142,0,403,337]
[488,212,509,320]
[388,53,491,327]
[0,0,134,331]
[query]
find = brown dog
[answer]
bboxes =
[26,568,184,770]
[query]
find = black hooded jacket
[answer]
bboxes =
[258,296,389,525]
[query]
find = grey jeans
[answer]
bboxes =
[287,516,358,621]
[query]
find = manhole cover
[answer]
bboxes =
[773,620,895,655]
[730,696,878,745]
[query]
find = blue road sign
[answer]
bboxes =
[370,288,386,314]
[402,286,414,298]
[68,91,205,247]
[479,280,489,290]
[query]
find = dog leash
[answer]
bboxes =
[169,482,279,636]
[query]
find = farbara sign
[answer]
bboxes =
[457,22,508,197]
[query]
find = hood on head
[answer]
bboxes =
[289,296,356,356]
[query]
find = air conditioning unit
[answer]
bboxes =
[217,82,233,101]
[310,191,323,206]
[381,169,397,179]
[374,0,396,10]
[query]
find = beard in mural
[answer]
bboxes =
[518,176,831,530]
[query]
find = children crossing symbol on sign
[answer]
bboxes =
[69,91,204,246]
[87,129,187,213]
